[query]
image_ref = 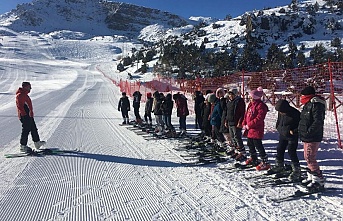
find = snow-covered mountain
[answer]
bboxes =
[0,0,190,39]
[0,17,343,221]
[140,0,342,57]
[0,0,341,49]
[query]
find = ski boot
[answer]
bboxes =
[288,163,302,182]
[20,145,33,153]
[34,141,46,149]
[306,170,325,193]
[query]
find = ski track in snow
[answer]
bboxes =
[0,29,342,221]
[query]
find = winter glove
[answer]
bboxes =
[243,129,248,137]
[242,125,249,130]
[29,111,34,118]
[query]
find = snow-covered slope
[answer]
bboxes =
[0,26,342,221]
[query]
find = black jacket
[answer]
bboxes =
[145,97,153,114]
[133,91,142,109]
[298,96,326,142]
[162,94,173,115]
[153,97,163,115]
[194,92,205,115]
[118,96,130,111]
[275,100,300,141]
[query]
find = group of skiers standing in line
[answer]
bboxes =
[118,85,326,193]
[194,85,326,192]
[118,90,189,136]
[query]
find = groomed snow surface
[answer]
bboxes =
[0,29,342,221]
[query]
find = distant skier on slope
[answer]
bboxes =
[16,82,46,153]
[118,92,130,124]
[132,91,142,125]
[144,92,153,126]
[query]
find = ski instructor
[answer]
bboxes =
[16,82,45,153]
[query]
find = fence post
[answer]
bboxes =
[242,70,245,96]
[328,60,342,149]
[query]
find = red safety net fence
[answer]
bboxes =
[106,61,343,149]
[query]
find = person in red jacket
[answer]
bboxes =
[242,87,270,171]
[16,82,45,153]
[173,93,189,136]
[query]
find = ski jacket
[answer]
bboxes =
[161,95,173,115]
[201,102,211,127]
[132,91,142,109]
[174,94,189,117]
[275,100,300,141]
[298,96,326,142]
[16,87,33,118]
[210,99,222,127]
[145,97,153,114]
[194,92,205,115]
[118,96,130,111]
[219,97,229,133]
[243,99,268,139]
[153,97,163,115]
[225,96,246,127]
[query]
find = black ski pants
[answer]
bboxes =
[247,138,268,162]
[20,116,40,146]
[276,135,300,166]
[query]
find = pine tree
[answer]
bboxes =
[263,43,286,70]
[310,43,328,64]
[237,45,262,72]
[331,37,341,48]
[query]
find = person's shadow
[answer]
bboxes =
[44,148,187,168]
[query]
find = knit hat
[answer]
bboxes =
[207,93,217,103]
[275,99,290,113]
[301,86,315,95]
[216,88,224,98]
[228,88,238,95]
[249,87,264,100]
[205,90,213,95]
[22,82,31,88]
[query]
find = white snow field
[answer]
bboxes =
[0,28,342,221]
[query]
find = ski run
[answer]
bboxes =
[0,28,343,221]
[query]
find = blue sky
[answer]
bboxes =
[0,0,294,19]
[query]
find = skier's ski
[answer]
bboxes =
[245,165,292,180]
[5,148,81,158]
[218,163,254,172]
[184,155,228,166]
[251,178,301,188]
[247,171,292,185]
[270,188,332,202]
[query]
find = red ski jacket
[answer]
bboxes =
[16,88,33,118]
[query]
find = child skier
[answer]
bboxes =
[118,92,130,124]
